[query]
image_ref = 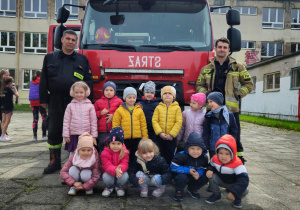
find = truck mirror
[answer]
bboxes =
[110,14,125,25]
[226,9,240,26]
[54,24,67,49]
[57,7,70,24]
[227,27,241,52]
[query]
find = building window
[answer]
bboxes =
[23,33,47,54]
[291,43,300,53]
[211,7,227,14]
[291,67,300,89]
[23,69,36,90]
[56,0,79,20]
[241,41,255,49]
[264,72,280,91]
[291,9,300,29]
[0,0,16,17]
[234,7,257,15]
[261,42,283,58]
[262,8,284,29]
[24,0,47,18]
[0,31,16,53]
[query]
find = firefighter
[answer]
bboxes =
[40,30,93,174]
[196,37,253,164]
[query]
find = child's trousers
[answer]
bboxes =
[156,136,177,164]
[209,173,249,198]
[102,172,129,188]
[174,173,208,192]
[69,166,92,183]
[136,171,164,189]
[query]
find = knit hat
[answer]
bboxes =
[76,132,94,151]
[108,127,124,144]
[70,81,90,97]
[123,87,137,100]
[191,93,206,106]
[207,92,224,106]
[161,86,176,99]
[144,81,156,94]
[185,132,207,150]
[103,81,117,93]
[216,143,234,160]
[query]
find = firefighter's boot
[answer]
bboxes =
[44,148,61,174]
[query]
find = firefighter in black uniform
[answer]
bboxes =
[40,30,93,174]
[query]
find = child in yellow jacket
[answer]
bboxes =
[112,87,148,162]
[152,86,182,164]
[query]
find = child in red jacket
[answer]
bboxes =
[101,127,130,197]
[94,81,122,152]
[60,132,100,196]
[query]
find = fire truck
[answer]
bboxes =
[50,0,241,105]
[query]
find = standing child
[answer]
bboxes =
[101,127,129,197]
[152,86,182,164]
[29,70,48,141]
[63,81,98,156]
[112,87,148,162]
[138,81,160,141]
[0,69,10,135]
[202,92,238,159]
[61,132,100,195]
[171,132,209,201]
[205,135,249,208]
[177,93,206,150]
[0,76,18,142]
[129,139,172,198]
[94,81,122,152]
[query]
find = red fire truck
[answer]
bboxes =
[50,0,241,105]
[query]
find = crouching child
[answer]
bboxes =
[171,132,209,202]
[205,134,249,208]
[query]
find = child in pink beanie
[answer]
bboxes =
[177,93,206,145]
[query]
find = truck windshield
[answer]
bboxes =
[81,0,212,52]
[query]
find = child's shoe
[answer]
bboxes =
[41,136,48,141]
[115,187,125,197]
[68,187,77,195]
[152,187,165,197]
[0,136,11,142]
[140,188,148,198]
[174,191,183,202]
[102,188,113,197]
[233,198,242,208]
[205,193,221,204]
[187,188,200,199]
[32,136,37,142]
[85,188,93,195]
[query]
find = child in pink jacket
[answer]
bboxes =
[60,132,100,195]
[63,81,98,156]
[101,127,130,197]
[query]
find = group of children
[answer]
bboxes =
[60,80,249,208]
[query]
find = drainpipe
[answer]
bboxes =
[15,0,20,104]
[298,89,300,122]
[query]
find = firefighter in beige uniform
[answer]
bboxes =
[196,37,253,164]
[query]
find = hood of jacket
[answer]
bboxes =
[184,132,207,155]
[215,134,237,163]
[31,77,40,85]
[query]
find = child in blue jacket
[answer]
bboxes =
[202,92,238,159]
[171,132,208,201]
[205,134,249,208]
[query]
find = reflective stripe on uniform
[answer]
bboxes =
[47,143,62,149]
[226,100,239,108]
[240,70,251,79]
[203,69,211,73]
[199,88,206,93]
[237,152,244,156]
[241,87,249,94]
[228,72,239,76]
[226,96,238,103]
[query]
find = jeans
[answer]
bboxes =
[136,171,164,189]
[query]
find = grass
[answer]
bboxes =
[14,104,31,111]
[240,114,300,132]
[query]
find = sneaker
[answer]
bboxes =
[68,187,77,195]
[115,187,125,197]
[140,188,148,198]
[85,188,93,195]
[102,188,113,197]
[187,188,200,199]
[0,136,11,142]
[152,187,165,197]
[5,135,12,139]
[32,137,37,142]
[174,191,183,202]
[205,194,221,204]
[41,136,48,141]
[233,198,242,208]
